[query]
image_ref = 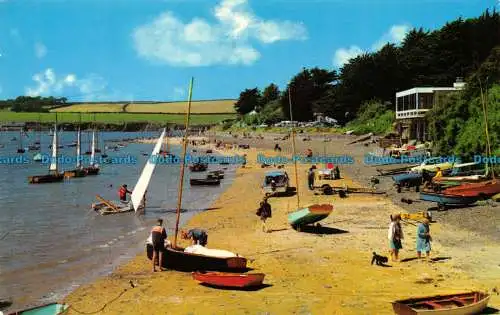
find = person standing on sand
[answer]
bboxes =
[181,228,208,246]
[151,219,167,272]
[388,214,403,262]
[256,198,272,232]
[416,218,432,260]
[307,165,316,190]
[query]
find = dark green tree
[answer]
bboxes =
[234,88,261,115]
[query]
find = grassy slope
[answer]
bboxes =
[0,112,235,125]
[51,99,237,114]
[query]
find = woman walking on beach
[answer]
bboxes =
[416,218,432,260]
[388,214,403,262]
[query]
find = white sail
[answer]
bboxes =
[76,127,81,168]
[131,128,166,212]
[90,130,96,166]
[49,124,57,172]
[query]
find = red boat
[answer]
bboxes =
[443,179,500,198]
[192,271,265,288]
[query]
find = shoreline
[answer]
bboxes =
[62,138,500,314]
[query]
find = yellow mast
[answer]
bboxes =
[288,86,300,209]
[478,78,494,179]
[173,78,194,247]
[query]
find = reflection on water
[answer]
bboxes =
[0,131,235,311]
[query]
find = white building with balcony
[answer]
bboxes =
[395,78,465,141]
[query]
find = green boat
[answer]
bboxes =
[7,303,68,315]
[288,204,333,230]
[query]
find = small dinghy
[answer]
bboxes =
[190,178,220,186]
[207,170,224,179]
[6,302,69,315]
[192,271,265,288]
[189,163,208,172]
[288,204,333,231]
[392,291,490,315]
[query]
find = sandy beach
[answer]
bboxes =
[64,134,500,314]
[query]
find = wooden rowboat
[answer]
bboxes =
[28,173,64,184]
[443,179,500,198]
[146,244,247,272]
[419,191,478,210]
[392,291,490,315]
[288,204,333,230]
[6,302,69,314]
[192,271,265,288]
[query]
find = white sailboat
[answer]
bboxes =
[92,128,166,215]
[28,123,64,184]
[64,126,87,178]
[84,130,100,175]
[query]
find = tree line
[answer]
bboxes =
[234,9,500,128]
[0,96,68,112]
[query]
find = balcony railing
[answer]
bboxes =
[396,109,429,119]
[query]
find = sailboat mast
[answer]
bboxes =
[76,113,81,169]
[288,86,300,209]
[478,78,494,179]
[173,77,194,248]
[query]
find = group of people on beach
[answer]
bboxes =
[388,214,432,262]
[149,218,209,272]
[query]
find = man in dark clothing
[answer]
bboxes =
[118,184,132,202]
[307,166,316,190]
[151,219,167,272]
[181,228,208,246]
[256,198,272,232]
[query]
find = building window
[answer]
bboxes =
[419,93,433,109]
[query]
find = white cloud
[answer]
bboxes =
[132,0,307,67]
[333,23,411,68]
[34,42,47,58]
[371,24,410,51]
[333,46,363,68]
[25,68,109,101]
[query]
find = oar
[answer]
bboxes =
[96,195,119,212]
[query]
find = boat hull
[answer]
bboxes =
[189,164,208,172]
[192,271,265,288]
[190,179,221,186]
[288,204,333,228]
[146,245,247,272]
[84,167,100,175]
[64,169,88,178]
[443,179,500,198]
[28,174,64,184]
[392,291,490,315]
[7,302,69,315]
[419,192,478,206]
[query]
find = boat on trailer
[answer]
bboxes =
[28,123,64,184]
[92,129,166,215]
[192,271,264,288]
[442,179,500,198]
[6,302,69,315]
[392,291,490,315]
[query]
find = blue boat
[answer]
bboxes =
[7,303,69,314]
[419,191,478,210]
[392,172,422,193]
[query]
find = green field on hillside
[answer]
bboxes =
[0,112,236,125]
[51,99,237,114]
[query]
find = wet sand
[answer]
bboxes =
[64,136,500,314]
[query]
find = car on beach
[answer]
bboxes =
[262,170,290,196]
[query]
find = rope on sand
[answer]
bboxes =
[65,287,130,314]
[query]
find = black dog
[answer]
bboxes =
[371,252,388,266]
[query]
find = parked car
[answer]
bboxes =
[262,170,290,195]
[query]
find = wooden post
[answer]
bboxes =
[173,77,194,248]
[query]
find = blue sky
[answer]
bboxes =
[0,0,497,102]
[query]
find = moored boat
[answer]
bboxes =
[392,291,490,315]
[6,302,69,315]
[28,123,64,184]
[207,170,224,179]
[83,129,100,175]
[64,125,87,178]
[190,178,220,186]
[189,163,208,172]
[192,271,265,288]
[288,204,333,230]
